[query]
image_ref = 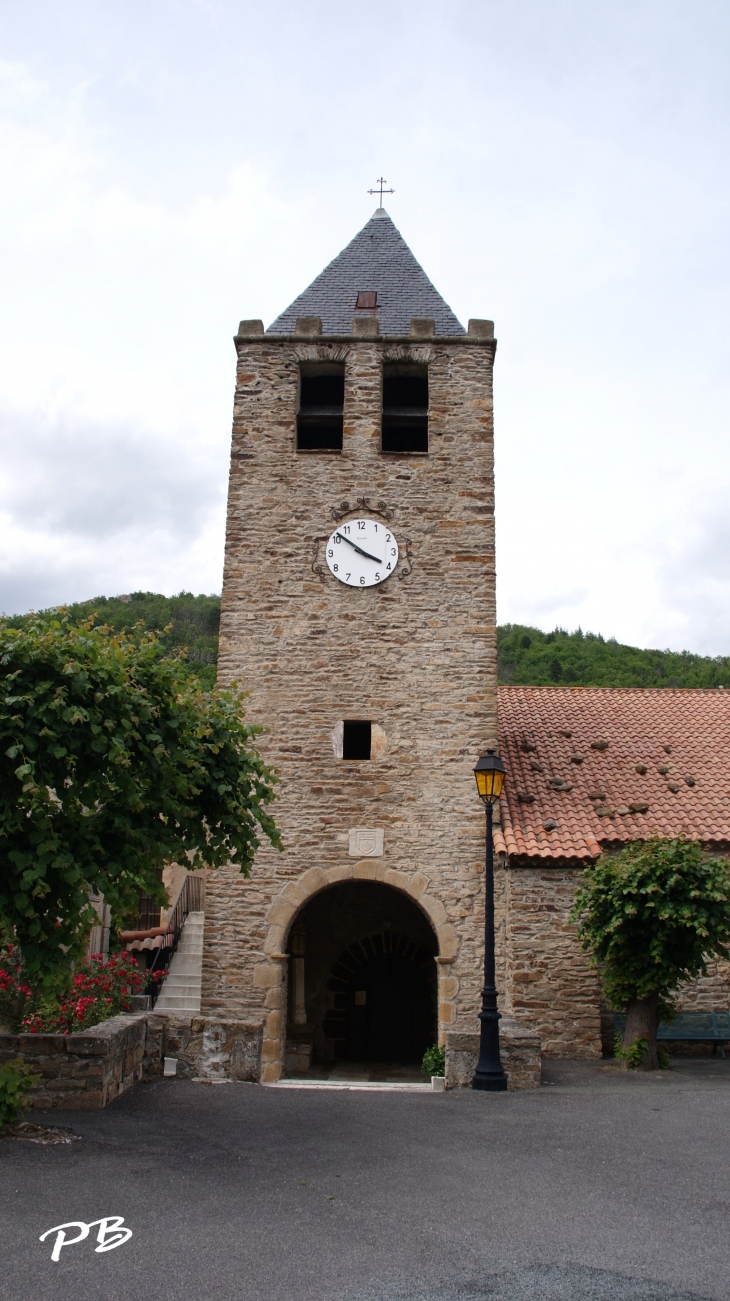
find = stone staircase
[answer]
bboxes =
[154,911,204,1016]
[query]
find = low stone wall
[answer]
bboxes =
[0,1012,264,1110]
[445,1017,541,1090]
[0,1014,152,1110]
[159,1016,263,1081]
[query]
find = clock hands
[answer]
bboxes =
[334,531,383,565]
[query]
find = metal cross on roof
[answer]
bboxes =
[368,177,394,206]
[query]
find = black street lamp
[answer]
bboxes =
[472,749,508,1092]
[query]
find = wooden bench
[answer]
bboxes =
[613,1010,730,1059]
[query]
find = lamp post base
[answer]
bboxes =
[472,1070,508,1092]
[471,998,508,1092]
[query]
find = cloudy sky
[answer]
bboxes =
[1,1,729,653]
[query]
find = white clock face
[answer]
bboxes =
[325,518,399,587]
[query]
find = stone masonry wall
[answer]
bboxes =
[676,959,730,1011]
[502,865,602,1057]
[208,327,498,1080]
[501,865,730,1059]
[0,1014,154,1110]
[445,1019,541,1090]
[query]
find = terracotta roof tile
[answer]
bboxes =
[496,686,730,864]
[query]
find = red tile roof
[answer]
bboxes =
[495,686,730,864]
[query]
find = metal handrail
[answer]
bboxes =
[145,874,203,1008]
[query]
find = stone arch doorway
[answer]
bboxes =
[286,880,438,1070]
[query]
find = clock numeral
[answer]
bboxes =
[345,573,351,581]
[327,549,333,557]
[333,564,338,572]
[386,562,391,571]
[359,576,366,585]
[374,572,381,582]
[358,520,366,530]
[374,523,378,531]
[334,535,341,545]
[390,547,396,556]
[385,533,391,542]
[343,525,351,534]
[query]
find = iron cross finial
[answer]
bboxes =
[368,177,394,206]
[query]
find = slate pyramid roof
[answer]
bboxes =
[266,209,465,337]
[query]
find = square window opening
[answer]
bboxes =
[382,363,428,454]
[297,363,344,452]
[343,720,371,761]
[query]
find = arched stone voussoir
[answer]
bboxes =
[299,866,328,895]
[436,922,459,960]
[263,925,285,956]
[352,859,386,881]
[265,864,447,955]
[416,893,448,928]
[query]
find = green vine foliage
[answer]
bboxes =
[0,1058,39,1127]
[0,614,281,989]
[613,1035,670,1070]
[571,838,730,1010]
[422,1044,445,1077]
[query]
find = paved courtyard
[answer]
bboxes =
[1,1058,728,1301]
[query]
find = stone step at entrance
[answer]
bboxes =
[155,911,205,1016]
[266,1079,435,1091]
[280,1060,433,1090]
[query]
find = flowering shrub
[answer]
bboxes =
[0,943,33,1031]
[22,953,144,1035]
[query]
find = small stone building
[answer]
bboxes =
[201,208,730,1082]
[495,685,730,1056]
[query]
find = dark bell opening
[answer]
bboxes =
[296,418,343,451]
[381,418,428,454]
[383,372,428,409]
[343,720,371,761]
[297,367,344,452]
[382,365,428,454]
[300,373,344,407]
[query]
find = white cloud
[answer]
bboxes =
[1,2,729,650]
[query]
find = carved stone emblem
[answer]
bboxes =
[348,827,384,857]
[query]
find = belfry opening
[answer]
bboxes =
[285,881,438,1076]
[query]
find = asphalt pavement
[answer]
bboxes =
[1,1057,729,1301]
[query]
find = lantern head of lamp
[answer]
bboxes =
[473,750,506,805]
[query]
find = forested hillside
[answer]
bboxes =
[6,595,728,691]
[5,592,220,689]
[498,624,730,689]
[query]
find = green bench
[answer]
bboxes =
[613,1010,730,1059]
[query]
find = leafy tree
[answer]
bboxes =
[571,839,730,1069]
[0,614,281,988]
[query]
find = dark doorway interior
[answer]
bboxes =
[338,937,434,1063]
[288,881,437,1066]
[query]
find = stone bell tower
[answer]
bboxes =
[203,207,498,1083]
